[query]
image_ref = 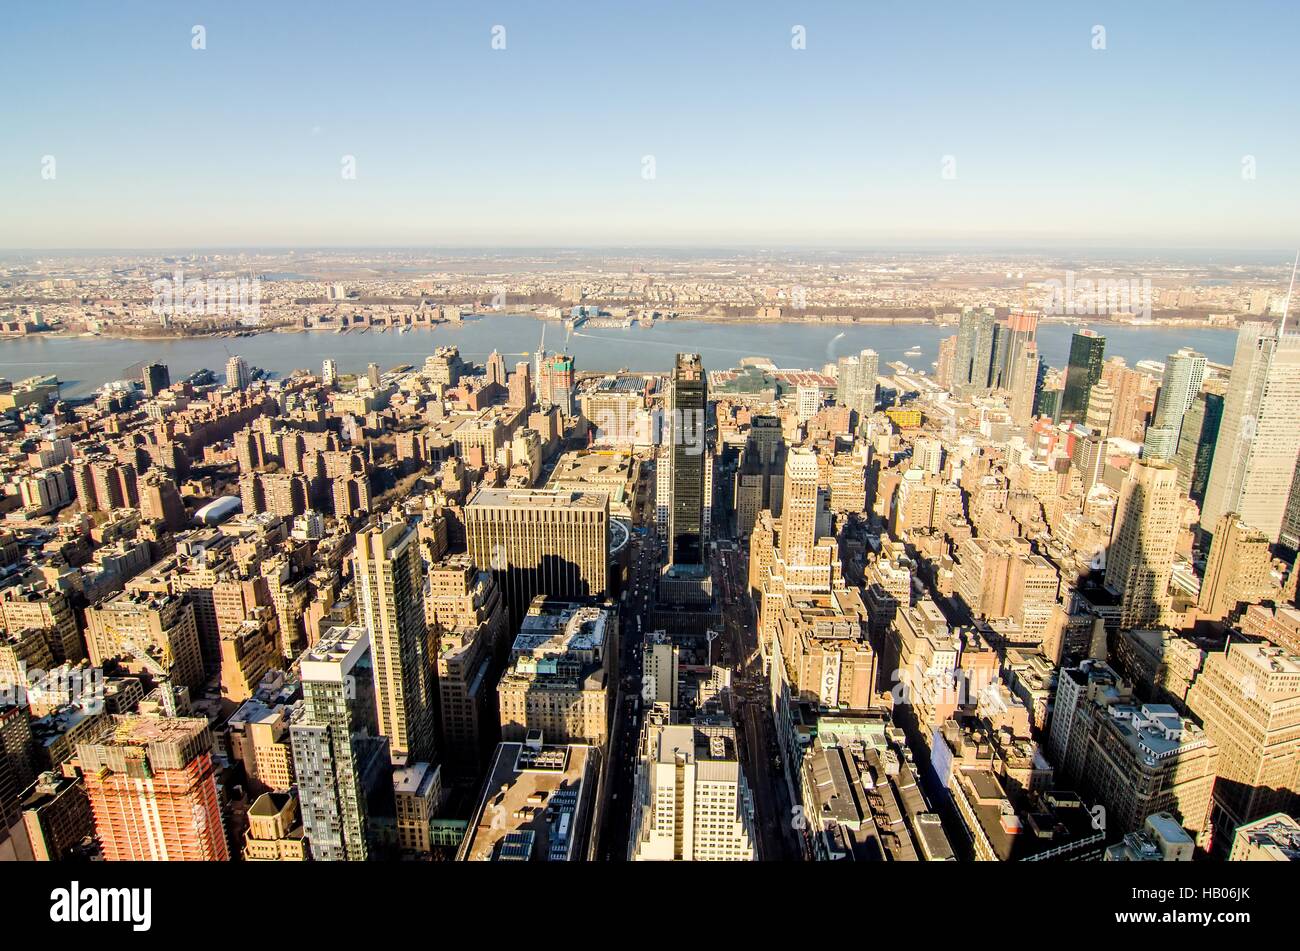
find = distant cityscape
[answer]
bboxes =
[0,267,1297,865]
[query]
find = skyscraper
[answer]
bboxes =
[291,625,390,862]
[354,519,437,765]
[1173,380,1225,505]
[1185,641,1300,852]
[952,307,999,397]
[142,362,170,397]
[1058,330,1106,425]
[1008,342,1041,426]
[1198,512,1273,621]
[486,350,507,387]
[465,487,610,628]
[1143,348,1207,461]
[1201,322,1300,542]
[509,360,533,410]
[78,715,228,861]
[998,309,1039,391]
[226,354,251,390]
[780,447,819,568]
[1104,459,1179,628]
[668,353,708,567]
[836,348,879,419]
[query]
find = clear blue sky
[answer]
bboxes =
[1,1,1296,249]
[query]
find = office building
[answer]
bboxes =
[84,591,204,690]
[426,556,506,776]
[498,599,615,748]
[1104,459,1179,628]
[667,353,708,567]
[1198,513,1274,621]
[1202,321,1300,541]
[1185,641,1300,850]
[465,487,610,628]
[1058,329,1106,425]
[1172,379,1225,505]
[1229,812,1300,861]
[628,718,755,861]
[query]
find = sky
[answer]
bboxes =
[1,1,1297,250]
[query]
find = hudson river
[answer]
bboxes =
[0,316,1240,398]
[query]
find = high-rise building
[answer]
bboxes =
[0,704,36,845]
[1185,641,1300,852]
[426,557,505,776]
[509,360,533,410]
[668,353,708,567]
[935,334,957,391]
[1053,692,1217,844]
[1008,342,1040,425]
[142,362,170,397]
[1104,459,1179,628]
[952,307,999,397]
[226,354,251,390]
[1173,380,1225,505]
[1058,330,1106,425]
[628,718,756,861]
[780,447,820,568]
[998,309,1039,391]
[733,415,786,539]
[836,349,879,419]
[354,519,437,765]
[465,487,610,628]
[1084,379,1114,437]
[321,358,338,386]
[486,350,507,387]
[78,714,228,861]
[1143,348,1207,461]
[1198,513,1274,621]
[291,625,390,862]
[1202,321,1300,542]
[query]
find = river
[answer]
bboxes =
[0,316,1240,398]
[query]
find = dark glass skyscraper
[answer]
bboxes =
[1173,382,1225,506]
[1058,329,1106,425]
[142,362,170,397]
[668,352,707,567]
